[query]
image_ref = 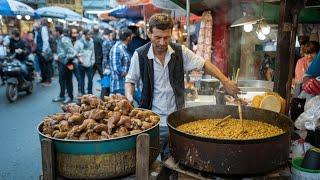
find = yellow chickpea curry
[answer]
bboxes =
[177,118,284,140]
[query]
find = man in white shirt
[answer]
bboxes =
[125,13,239,159]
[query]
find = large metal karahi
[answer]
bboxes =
[167,105,292,175]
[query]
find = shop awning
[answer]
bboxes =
[36,6,83,20]
[170,0,320,24]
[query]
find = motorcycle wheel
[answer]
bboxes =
[26,81,33,94]
[6,84,18,102]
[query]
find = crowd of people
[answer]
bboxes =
[0,13,239,160]
[0,19,150,104]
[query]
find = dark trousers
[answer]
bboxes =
[160,126,170,160]
[58,63,73,99]
[78,65,93,94]
[73,64,81,93]
[100,87,110,99]
[93,63,103,79]
[38,54,52,82]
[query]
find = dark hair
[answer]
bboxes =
[12,28,20,37]
[119,28,132,41]
[299,36,309,46]
[41,18,48,26]
[305,41,320,54]
[55,26,63,35]
[93,26,99,34]
[69,27,78,36]
[103,28,112,35]
[83,29,91,35]
[128,25,138,35]
[148,13,173,33]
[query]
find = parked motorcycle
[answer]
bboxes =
[2,54,34,102]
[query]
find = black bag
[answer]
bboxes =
[290,98,306,122]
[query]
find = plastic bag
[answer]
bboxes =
[295,96,320,130]
[305,95,320,111]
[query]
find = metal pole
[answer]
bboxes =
[186,0,191,49]
[143,5,147,38]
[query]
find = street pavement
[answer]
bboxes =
[0,76,101,180]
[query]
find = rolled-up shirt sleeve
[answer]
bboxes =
[182,45,206,71]
[126,51,140,84]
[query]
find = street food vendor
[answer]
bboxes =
[125,13,239,159]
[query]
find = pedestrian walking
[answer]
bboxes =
[52,26,77,104]
[69,27,81,96]
[92,26,103,79]
[109,28,132,95]
[100,29,114,98]
[75,29,95,95]
[35,19,52,86]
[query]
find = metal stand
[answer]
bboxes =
[162,156,291,180]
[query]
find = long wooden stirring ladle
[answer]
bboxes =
[237,101,245,133]
[215,115,232,127]
[234,68,246,133]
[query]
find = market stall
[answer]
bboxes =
[0,0,37,35]
[34,0,320,179]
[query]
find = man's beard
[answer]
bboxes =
[155,45,167,53]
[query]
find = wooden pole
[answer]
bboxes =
[143,5,147,38]
[274,0,295,98]
[136,133,150,180]
[285,2,304,114]
[41,139,55,180]
[186,0,191,49]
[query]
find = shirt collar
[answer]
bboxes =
[118,41,127,48]
[147,44,174,60]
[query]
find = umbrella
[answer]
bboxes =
[0,0,35,16]
[108,6,143,20]
[36,6,82,20]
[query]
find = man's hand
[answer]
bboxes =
[221,79,240,97]
[125,82,135,104]
[203,61,240,97]
[126,94,134,104]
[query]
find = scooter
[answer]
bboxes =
[2,54,34,102]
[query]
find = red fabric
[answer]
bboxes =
[212,6,230,75]
[294,55,313,84]
[303,78,320,95]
